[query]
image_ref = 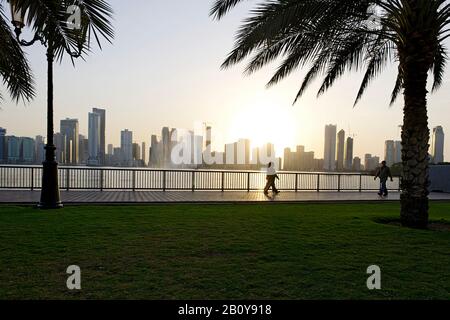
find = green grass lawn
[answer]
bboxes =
[0,203,449,300]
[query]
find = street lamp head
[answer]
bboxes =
[8,0,26,30]
[7,0,45,47]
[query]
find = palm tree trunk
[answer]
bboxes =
[399,33,433,229]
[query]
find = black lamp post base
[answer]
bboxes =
[38,147,63,209]
[38,202,63,209]
[38,200,63,209]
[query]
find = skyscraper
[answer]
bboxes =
[205,125,212,150]
[35,135,45,164]
[78,135,89,164]
[302,150,315,171]
[162,127,170,167]
[54,133,66,163]
[121,129,133,166]
[225,143,236,165]
[353,157,362,171]
[0,128,6,163]
[284,148,292,171]
[113,147,121,165]
[364,154,371,171]
[105,143,114,166]
[132,143,141,161]
[336,129,345,171]
[237,139,251,165]
[142,142,147,165]
[296,146,305,170]
[364,154,380,171]
[92,108,106,165]
[7,136,21,163]
[60,118,79,164]
[394,141,402,164]
[323,125,337,171]
[107,144,114,155]
[384,140,395,166]
[21,137,35,164]
[282,146,315,171]
[259,143,276,167]
[252,147,261,167]
[88,112,101,166]
[344,137,354,171]
[150,135,160,168]
[431,126,445,164]
[170,128,178,161]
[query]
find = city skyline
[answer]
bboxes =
[1,114,446,170]
[1,0,450,162]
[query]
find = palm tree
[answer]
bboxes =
[7,0,114,208]
[0,2,34,103]
[211,0,450,229]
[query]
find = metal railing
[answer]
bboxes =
[0,165,401,192]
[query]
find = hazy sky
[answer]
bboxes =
[1,0,449,160]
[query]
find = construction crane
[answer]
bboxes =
[347,126,357,140]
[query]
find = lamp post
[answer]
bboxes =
[8,1,80,208]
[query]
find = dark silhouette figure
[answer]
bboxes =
[374,161,393,197]
[264,162,280,195]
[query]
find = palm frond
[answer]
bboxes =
[390,71,403,106]
[0,4,35,103]
[210,0,247,20]
[293,50,330,105]
[354,37,392,106]
[432,42,447,92]
[317,33,368,97]
[212,0,450,106]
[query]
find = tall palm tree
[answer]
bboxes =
[211,0,450,229]
[7,0,114,208]
[0,2,34,103]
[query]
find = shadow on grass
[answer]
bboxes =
[374,217,450,232]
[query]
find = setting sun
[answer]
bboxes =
[227,97,298,156]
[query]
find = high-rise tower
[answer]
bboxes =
[323,125,337,171]
[431,126,445,164]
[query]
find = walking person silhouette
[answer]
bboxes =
[264,162,280,195]
[374,161,393,197]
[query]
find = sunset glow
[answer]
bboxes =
[227,97,297,155]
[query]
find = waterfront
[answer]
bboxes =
[0,165,398,191]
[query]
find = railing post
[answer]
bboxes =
[132,170,136,192]
[31,167,34,191]
[100,169,104,191]
[163,171,166,192]
[221,171,225,192]
[295,173,298,192]
[247,172,251,192]
[359,174,362,192]
[66,168,70,191]
[317,174,320,192]
[192,171,195,192]
[338,174,341,192]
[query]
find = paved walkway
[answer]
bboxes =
[0,190,449,204]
